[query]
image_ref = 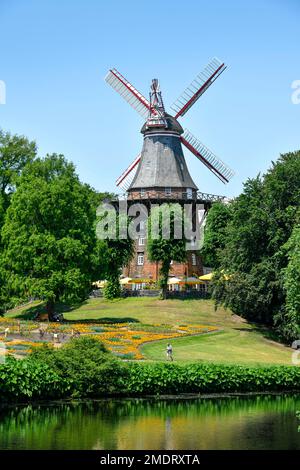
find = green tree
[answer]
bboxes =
[275,225,300,340]
[0,129,36,209]
[212,151,300,338]
[95,209,134,299]
[0,130,36,312]
[147,204,187,299]
[0,194,4,230]
[201,201,232,268]
[1,154,100,319]
[103,241,134,299]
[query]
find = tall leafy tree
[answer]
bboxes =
[1,154,100,319]
[102,237,134,299]
[96,210,134,299]
[0,129,36,209]
[200,201,233,268]
[211,151,300,338]
[147,204,187,299]
[0,130,36,312]
[275,225,300,341]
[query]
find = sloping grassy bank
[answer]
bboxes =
[5,298,292,366]
[0,338,299,403]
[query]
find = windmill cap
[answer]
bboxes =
[141,113,184,135]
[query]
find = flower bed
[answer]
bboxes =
[0,320,218,360]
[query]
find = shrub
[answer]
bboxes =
[28,336,128,397]
[0,357,70,402]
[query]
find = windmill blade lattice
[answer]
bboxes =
[105,69,150,119]
[105,58,234,189]
[171,58,226,119]
[181,129,234,184]
[116,154,141,191]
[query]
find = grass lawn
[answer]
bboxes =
[141,329,292,366]
[5,297,293,366]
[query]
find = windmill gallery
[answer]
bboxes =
[104,58,234,287]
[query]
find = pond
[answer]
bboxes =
[0,394,299,450]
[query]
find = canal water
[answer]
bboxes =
[0,394,299,450]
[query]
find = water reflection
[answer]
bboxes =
[0,395,299,450]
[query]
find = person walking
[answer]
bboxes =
[39,327,45,339]
[166,343,173,361]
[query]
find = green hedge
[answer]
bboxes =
[1,338,300,402]
[0,358,70,402]
[126,362,300,395]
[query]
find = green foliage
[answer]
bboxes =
[28,336,128,397]
[275,225,300,340]
[213,259,281,324]
[1,154,101,318]
[0,130,37,313]
[210,152,300,338]
[0,193,4,233]
[0,357,70,402]
[0,129,37,207]
[2,350,300,401]
[126,362,300,395]
[96,210,134,299]
[104,278,122,299]
[147,204,187,299]
[201,202,232,268]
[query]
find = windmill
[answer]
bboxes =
[105,57,234,194]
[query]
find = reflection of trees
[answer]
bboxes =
[0,395,299,450]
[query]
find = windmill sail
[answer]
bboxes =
[181,129,234,184]
[171,58,226,119]
[116,154,141,191]
[105,68,150,119]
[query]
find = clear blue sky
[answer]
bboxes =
[0,0,299,197]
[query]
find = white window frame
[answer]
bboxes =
[191,253,197,266]
[138,237,145,246]
[165,187,172,196]
[187,188,193,199]
[190,237,196,248]
[140,188,146,197]
[137,253,144,266]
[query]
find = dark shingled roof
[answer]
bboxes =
[128,114,198,190]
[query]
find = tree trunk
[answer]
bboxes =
[46,299,55,321]
[161,283,168,300]
[159,260,170,300]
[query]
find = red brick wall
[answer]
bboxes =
[124,240,203,281]
[123,192,204,281]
